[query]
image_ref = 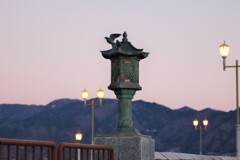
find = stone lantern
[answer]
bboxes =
[102,32,148,91]
[95,32,155,160]
[101,32,149,132]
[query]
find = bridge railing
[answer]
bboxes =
[0,138,114,160]
[57,142,114,160]
[0,138,56,160]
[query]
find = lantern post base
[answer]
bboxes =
[95,133,155,160]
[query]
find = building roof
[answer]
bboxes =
[155,152,238,160]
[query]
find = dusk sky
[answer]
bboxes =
[0,0,239,111]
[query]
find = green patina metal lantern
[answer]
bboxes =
[101,32,149,133]
[102,32,149,91]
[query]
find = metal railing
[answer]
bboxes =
[57,142,114,160]
[0,138,56,160]
[0,138,114,160]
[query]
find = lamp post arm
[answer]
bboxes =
[84,101,102,107]
[225,65,240,68]
[223,59,240,70]
[224,60,240,69]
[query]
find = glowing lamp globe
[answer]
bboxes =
[97,89,104,99]
[203,119,208,126]
[81,89,88,100]
[75,132,83,142]
[219,41,230,59]
[193,119,199,127]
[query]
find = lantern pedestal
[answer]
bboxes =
[95,88,155,160]
[95,134,155,160]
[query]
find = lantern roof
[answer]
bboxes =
[101,32,149,59]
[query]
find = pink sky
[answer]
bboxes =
[0,0,240,111]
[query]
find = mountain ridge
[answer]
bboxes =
[0,98,236,156]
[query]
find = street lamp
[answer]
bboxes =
[219,41,240,157]
[75,132,83,143]
[193,119,208,155]
[75,132,82,160]
[81,88,104,145]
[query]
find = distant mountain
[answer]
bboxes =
[0,99,236,156]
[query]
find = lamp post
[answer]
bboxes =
[75,132,82,160]
[219,41,240,157]
[81,88,104,145]
[193,119,208,155]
